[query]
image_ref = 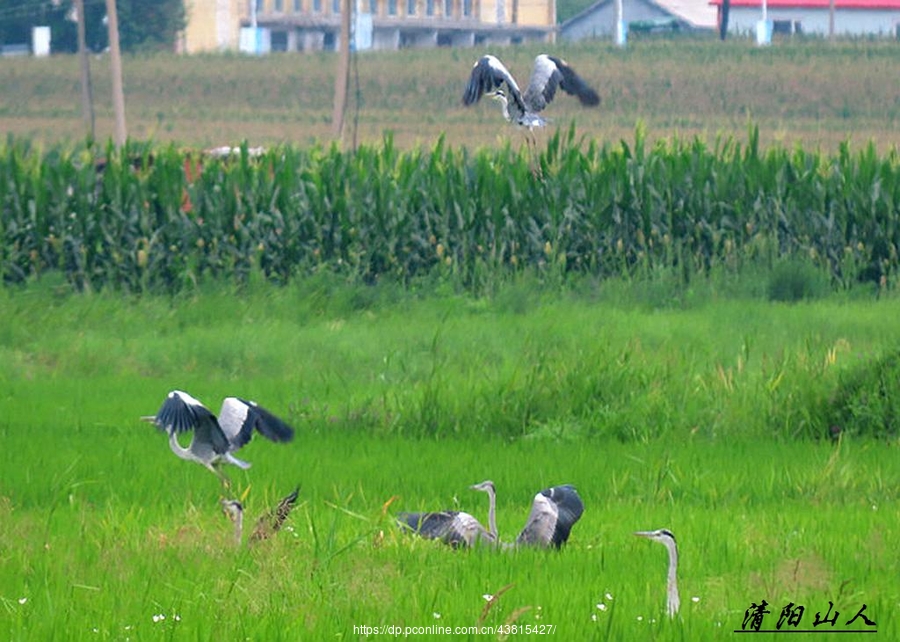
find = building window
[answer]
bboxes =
[462,0,471,16]
[407,0,416,14]
[333,0,340,13]
[444,0,452,16]
[313,0,322,12]
[368,0,378,13]
[293,0,301,11]
[275,0,284,11]
[388,0,397,14]
[426,0,434,15]
[772,19,802,34]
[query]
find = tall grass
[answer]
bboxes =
[2,279,899,443]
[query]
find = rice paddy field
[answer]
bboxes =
[0,279,898,640]
[1,34,899,641]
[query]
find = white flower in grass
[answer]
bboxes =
[692,596,700,603]
[636,616,644,622]
[432,612,441,619]
[591,614,598,622]
[596,603,607,612]
[482,594,493,602]
[173,614,181,622]
[18,597,27,605]
[605,592,614,601]
[152,614,165,623]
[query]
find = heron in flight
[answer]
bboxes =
[463,54,600,146]
[143,390,295,485]
[221,486,300,545]
[635,528,680,617]
[398,481,584,549]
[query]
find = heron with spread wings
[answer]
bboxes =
[398,481,584,549]
[142,390,295,485]
[463,54,600,147]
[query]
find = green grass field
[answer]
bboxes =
[1,38,898,151]
[1,280,898,639]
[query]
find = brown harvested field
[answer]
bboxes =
[1,37,898,152]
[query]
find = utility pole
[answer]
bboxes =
[105,0,127,147]
[74,0,94,139]
[332,0,352,141]
[829,0,835,38]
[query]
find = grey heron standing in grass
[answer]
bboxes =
[463,54,600,149]
[221,486,300,545]
[635,528,680,617]
[397,480,499,548]
[514,484,584,548]
[398,481,584,549]
[143,390,295,485]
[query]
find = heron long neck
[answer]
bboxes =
[665,541,680,617]
[486,486,498,540]
[167,431,193,462]
[494,94,512,123]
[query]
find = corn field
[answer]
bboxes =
[1,128,898,294]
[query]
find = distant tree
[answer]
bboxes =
[0,0,184,52]
[115,0,186,52]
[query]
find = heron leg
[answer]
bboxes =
[526,129,542,178]
[208,463,233,490]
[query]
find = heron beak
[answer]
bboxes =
[633,531,653,538]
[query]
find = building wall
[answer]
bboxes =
[726,7,900,35]
[560,0,673,39]
[182,0,555,52]
[181,0,245,53]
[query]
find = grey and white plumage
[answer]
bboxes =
[143,390,295,482]
[398,481,584,549]
[515,484,585,548]
[635,528,680,617]
[463,54,600,133]
[397,480,498,548]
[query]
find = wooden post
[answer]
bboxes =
[105,0,127,147]
[74,0,94,139]
[332,0,352,140]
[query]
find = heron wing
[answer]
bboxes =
[523,55,600,113]
[546,55,600,107]
[153,390,230,455]
[515,492,558,547]
[153,390,203,433]
[397,511,490,548]
[189,411,231,457]
[516,484,584,548]
[462,55,526,115]
[218,397,295,450]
